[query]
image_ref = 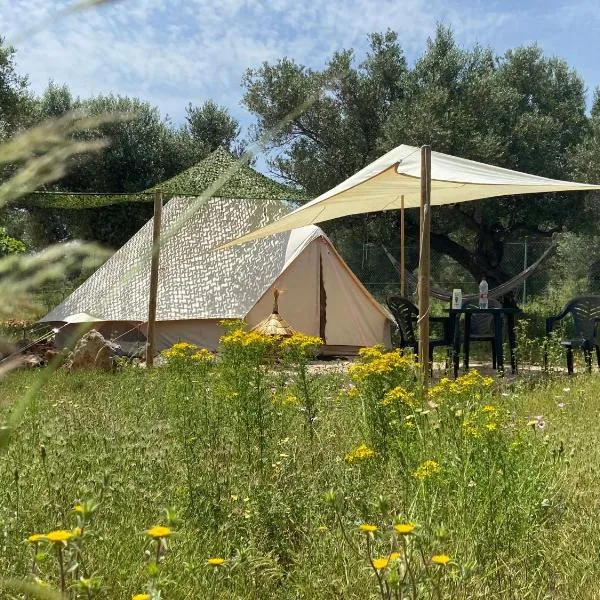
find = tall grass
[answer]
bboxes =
[1,331,587,599]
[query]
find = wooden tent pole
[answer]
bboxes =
[146,189,163,366]
[400,194,405,296]
[418,146,431,387]
[319,250,327,342]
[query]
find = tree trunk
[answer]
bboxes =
[429,230,510,288]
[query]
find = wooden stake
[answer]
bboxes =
[146,189,163,366]
[418,146,431,387]
[400,194,405,297]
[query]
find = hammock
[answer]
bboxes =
[382,242,556,303]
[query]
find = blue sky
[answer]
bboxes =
[3,0,600,138]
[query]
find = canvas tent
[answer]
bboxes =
[41,151,391,353]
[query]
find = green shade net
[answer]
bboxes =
[15,147,307,210]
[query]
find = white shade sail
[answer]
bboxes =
[221,144,600,248]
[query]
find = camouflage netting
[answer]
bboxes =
[151,147,306,202]
[16,147,307,210]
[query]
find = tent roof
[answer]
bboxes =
[62,312,102,323]
[18,147,306,209]
[41,196,326,323]
[221,144,600,247]
[148,146,307,201]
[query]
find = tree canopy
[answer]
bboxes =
[0,37,32,137]
[3,29,600,288]
[243,26,599,285]
[1,68,244,248]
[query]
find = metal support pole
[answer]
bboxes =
[522,238,528,304]
[418,146,431,387]
[400,194,405,296]
[146,189,163,366]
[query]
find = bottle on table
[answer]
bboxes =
[452,288,462,309]
[478,275,488,309]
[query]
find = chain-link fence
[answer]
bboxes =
[339,239,557,306]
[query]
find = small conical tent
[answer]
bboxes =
[40,150,392,353]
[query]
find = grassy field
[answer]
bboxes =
[1,334,599,599]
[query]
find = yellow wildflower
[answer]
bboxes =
[349,349,415,382]
[413,460,440,480]
[147,526,172,539]
[132,595,150,600]
[485,422,497,432]
[429,370,492,401]
[46,530,74,543]
[345,444,376,463]
[431,554,451,565]
[357,345,386,360]
[220,329,273,348]
[283,394,299,406]
[372,557,389,571]
[191,348,214,362]
[389,552,402,561]
[462,420,480,437]
[74,504,84,513]
[449,383,462,395]
[162,341,199,359]
[207,557,225,566]
[381,386,417,408]
[316,525,329,533]
[280,333,323,356]
[359,523,377,534]
[394,523,415,535]
[27,534,46,543]
[172,342,196,350]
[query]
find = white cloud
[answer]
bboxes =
[0,0,516,126]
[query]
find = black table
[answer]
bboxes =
[446,307,521,375]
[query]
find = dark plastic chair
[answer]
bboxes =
[462,298,502,369]
[546,295,600,374]
[386,295,455,373]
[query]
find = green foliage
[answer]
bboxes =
[569,89,600,184]
[32,93,234,196]
[243,26,595,286]
[243,29,407,195]
[0,338,579,598]
[0,226,26,256]
[185,100,240,153]
[0,36,33,136]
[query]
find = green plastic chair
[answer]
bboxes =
[546,295,600,374]
[386,295,457,375]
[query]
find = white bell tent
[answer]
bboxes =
[41,196,392,353]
